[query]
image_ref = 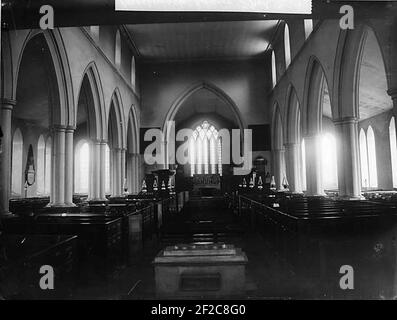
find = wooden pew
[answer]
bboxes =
[238,194,397,299]
[3,214,123,279]
[0,234,77,299]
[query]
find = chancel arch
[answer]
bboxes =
[162,82,246,170]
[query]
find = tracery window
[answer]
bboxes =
[190,121,222,176]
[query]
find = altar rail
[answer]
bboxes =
[237,194,397,299]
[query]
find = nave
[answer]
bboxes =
[1,1,397,301]
[2,189,396,300]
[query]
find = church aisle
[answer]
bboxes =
[69,196,315,300]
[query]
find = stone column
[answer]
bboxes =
[334,117,362,199]
[285,142,302,193]
[127,153,138,194]
[112,147,122,196]
[304,134,325,196]
[121,148,126,193]
[272,148,285,190]
[50,125,66,206]
[99,141,107,200]
[89,139,102,200]
[64,126,75,206]
[128,153,141,194]
[0,99,16,216]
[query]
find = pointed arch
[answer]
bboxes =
[302,56,331,135]
[162,81,245,166]
[107,88,125,149]
[285,84,301,144]
[359,128,369,188]
[15,29,74,127]
[163,81,245,133]
[127,105,139,154]
[271,102,284,150]
[332,24,389,120]
[77,61,106,141]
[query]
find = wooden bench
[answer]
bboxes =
[238,194,397,298]
[0,234,77,299]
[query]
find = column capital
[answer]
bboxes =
[284,142,300,148]
[1,98,16,110]
[333,116,359,126]
[387,88,397,99]
[52,124,67,132]
[65,125,76,133]
[91,138,102,145]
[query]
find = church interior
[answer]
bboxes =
[1,1,397,300]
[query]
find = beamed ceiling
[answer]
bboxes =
[125,20,279,61]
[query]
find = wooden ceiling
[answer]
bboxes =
[125,20,279,61]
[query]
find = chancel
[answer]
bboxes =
[1,0,397,300]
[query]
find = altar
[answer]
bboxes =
[192,174,221,196]
[153,243,247,298]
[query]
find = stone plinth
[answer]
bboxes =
[153,243,248,298]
